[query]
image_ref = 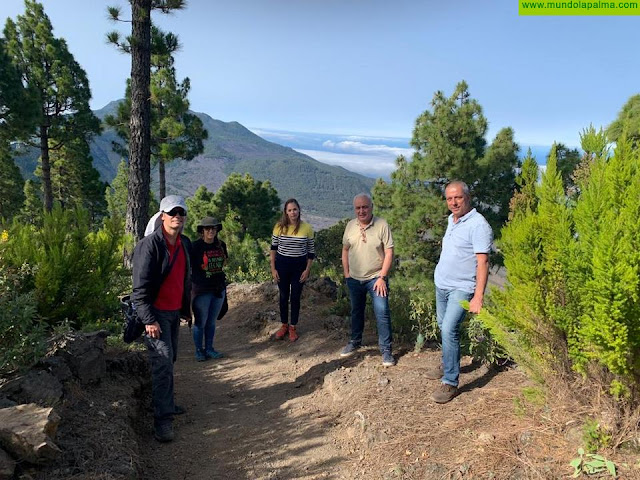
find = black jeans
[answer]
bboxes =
[275,254,307,325]
[144,309,180,425]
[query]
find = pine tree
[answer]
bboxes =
[3,0,101,212]
[0,143,25,222]
[105,28,207,199]
[107,0,186,244]
[373,81,519,280]
[212,173,280,240]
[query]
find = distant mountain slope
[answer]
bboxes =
[13,101,373,219]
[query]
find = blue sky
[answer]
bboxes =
[2,0,638,177]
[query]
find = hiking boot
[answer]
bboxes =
[174,404,186,415]
[382,351,396,367]
[274,323,288,340]
[195,349,206,362]
[288,325,299,342]
[340,341,361,357]
[205,349,224,359]
[432,383,458,404]
[154,422,174,442]
[424,364,444,380]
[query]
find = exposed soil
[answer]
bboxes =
[21,281,640,479]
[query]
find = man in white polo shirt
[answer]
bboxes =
[429,181,493,403]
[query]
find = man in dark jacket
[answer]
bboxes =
[133,195,192,442]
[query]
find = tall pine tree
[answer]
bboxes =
[107,0,186,244]
[373,81,519,279]
[3,0,100,212]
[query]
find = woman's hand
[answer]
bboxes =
[300,269,310,283]
[271,267,280,282]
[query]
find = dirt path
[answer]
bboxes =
[136,282,640,480]
[139,283,351,479]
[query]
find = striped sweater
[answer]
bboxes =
[271,222,315,259]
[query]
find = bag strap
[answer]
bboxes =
[159,240,182,284]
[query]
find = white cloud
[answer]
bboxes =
[321,140,413,158]
[296,149,396,179]
[249,128,297,141]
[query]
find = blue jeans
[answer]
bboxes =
[192,291,226,353]
[346,277,392,353]
[435,287,473,387]
[144,309,180,425]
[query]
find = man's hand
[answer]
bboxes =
[468,295,483,314]
[145,321,162,339]
[373,277,388,297]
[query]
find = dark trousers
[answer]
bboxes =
[275,254,307,326]
[144,309,180,425]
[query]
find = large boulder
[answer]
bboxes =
[51,331,109,384]
[0,371,63,406]
[0,404,61,464]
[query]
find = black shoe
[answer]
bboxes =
[154,422,174,442]
[174,404,186,415]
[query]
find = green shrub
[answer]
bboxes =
[0,239,47,374]
[479,137,640,392]
[2,205,125,328]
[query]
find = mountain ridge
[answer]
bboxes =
[14,101,375,220]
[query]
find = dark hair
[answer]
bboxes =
[197,225,221,246]
[276,198,301,235]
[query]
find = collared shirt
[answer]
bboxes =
[342,216,394,281]
[434,208,493,293]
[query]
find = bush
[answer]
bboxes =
[2,205,125,328]
[0,237,47,374]
[479,138,640,391]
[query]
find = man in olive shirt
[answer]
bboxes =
[340,193,395,366]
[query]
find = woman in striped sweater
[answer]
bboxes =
[270,198,315,342]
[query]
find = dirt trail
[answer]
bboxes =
[139,283,351,479]
[136,282,640,480]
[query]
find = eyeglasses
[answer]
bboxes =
[203,226,217,231]
[165,208,186,217]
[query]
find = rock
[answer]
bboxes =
[0,448,16,480]
[38,357,73,383]
[52,331,108,384]
[0,371,63,406]
[0,404,61,464]
[377,376,390,387]
[477,432,496,444]
[309,276,338,300]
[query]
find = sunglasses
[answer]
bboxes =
[165,208,186,217]
[203,226,217,231]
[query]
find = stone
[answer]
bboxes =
[0,448,16,480]
[52,331,108,384]
[0,371,63,406]
[309,276,338,300]
[38,357,73,383]
[0,404,61,464]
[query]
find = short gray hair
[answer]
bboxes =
[353,193,373,205]
[445,181,470,197]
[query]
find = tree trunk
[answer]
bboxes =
[159,158,166,200]
[125,0,152,250]
[40,126,53,212]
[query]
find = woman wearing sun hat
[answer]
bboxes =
[190,216,228,362]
